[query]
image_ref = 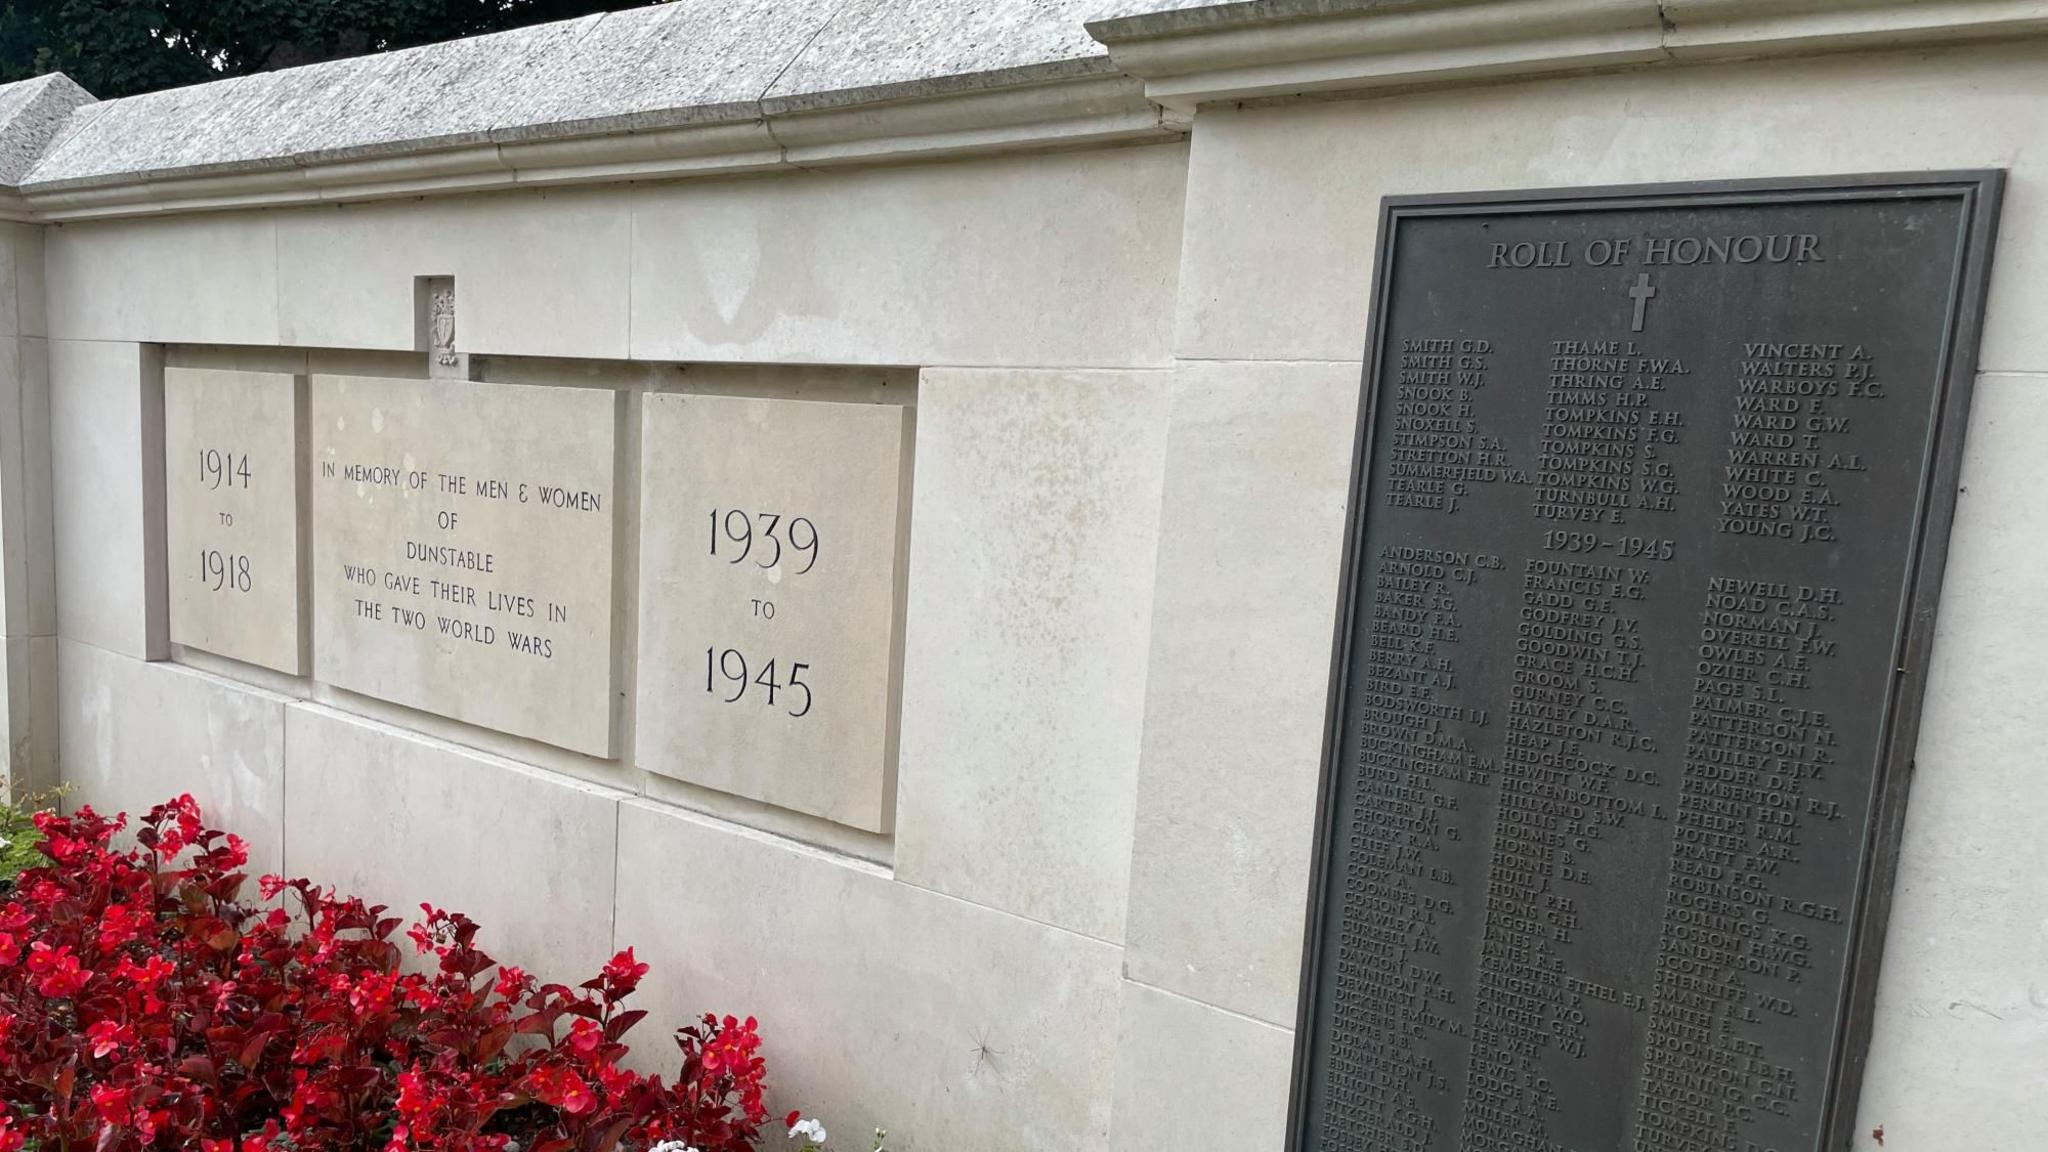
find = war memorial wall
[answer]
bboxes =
[4,1,2047,1148]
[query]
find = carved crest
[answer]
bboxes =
[430,286,457,366]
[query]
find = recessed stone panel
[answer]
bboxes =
[310,375,618,755]
[637,393,910,831]
[164,367,305,674]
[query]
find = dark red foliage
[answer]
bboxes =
[0,796,776,1151]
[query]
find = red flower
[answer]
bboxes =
[493,964,529,1000]
[86,1019,135,1059]
[0,795,794,1152]
[26,942,90,998]
[595,1060,640,1097]
[112,953,173,995]
[395,1068,436,1120]
[567,1017,604,1056]
[528,1064,598,1115]
[91,1083,133,1127]
[600,947,650,997]
[150,793,204,858]
[97,902,153,952]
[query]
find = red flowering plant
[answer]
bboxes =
[0,795,785,1151]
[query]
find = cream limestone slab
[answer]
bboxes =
[51,340,167,660]
[12,226,46,341]
[0,337,31,636]
[1124,360,1361,1025]
[0,232,46,650]
[274,189,633,358]
[894,367,1172,942]
[612,799,1123,1149]
[1173,41,2048,371]
[283,705,623,982]
[28,636,54,797]
[20,338,53,638]
[1108,981,1294,1152]
[0,643,15,794]
[637,393,911,832]
[1852,374,2048,1145]
[163,368,305,674]
[58,638,286,879]
[0,224,37,338]
[44,213,280,345]
[628,146,1186,368]
[310,375,619,755]
[2,636,56,797]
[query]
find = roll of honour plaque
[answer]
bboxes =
[1291,174,2003,1152]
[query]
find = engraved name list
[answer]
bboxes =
[1292,175,2002,1152]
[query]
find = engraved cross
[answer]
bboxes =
[1628,272,1657,333]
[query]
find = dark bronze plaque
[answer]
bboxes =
[1290,173,2003,1152]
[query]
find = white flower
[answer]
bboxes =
[787,1117,828,1145]
[647,1142,702,1152]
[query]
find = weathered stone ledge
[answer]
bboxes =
[1088,0,2048,111]
[1,0,2045,219]
[8,0,1191,219]
[23,70,1179,220]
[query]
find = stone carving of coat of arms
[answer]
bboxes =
[430,286,458,366]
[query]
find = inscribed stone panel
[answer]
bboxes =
[638,393,910,831]
[164,367,305,673]
[310,375,617,754]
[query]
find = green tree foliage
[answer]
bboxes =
[0,0,663,99]
[0,784,65,892]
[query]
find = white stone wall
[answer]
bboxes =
[48,144,1190,1150]
[0,223,53,796]
[1119,40,2048,1152]
[31,34,2048,1152]
[43,145,1189,367]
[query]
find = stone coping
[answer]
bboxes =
[25,0,1110,188]
[6,0,2047,219]
[0,74,94,219]
[16,0,1188,219]
[1097,0,2048,109]
[0,75,93,186]
[1088,0,2048,111]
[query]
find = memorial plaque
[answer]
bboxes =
[311,375,620,756]
[637,393,912,832]
[1291,173,2003,1152]
[164,368,307,673]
